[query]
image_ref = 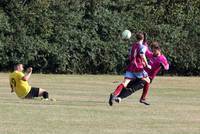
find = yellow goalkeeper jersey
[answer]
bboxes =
[9,71,31,98]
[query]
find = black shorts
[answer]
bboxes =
[25,87,40,99]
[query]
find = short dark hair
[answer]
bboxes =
[136,32,144,41]
[151,41,160,50]
[14,63,22,69]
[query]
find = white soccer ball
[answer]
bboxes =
[122,30,131,39]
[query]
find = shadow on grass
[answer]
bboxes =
[0,98,107,107]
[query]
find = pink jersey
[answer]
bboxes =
[145,51,169,79]
[126,42,147,72]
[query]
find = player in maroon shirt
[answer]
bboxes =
[108,32,152,106]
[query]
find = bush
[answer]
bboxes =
[0,0,199,75]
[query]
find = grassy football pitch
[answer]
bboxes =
[0,73,199,134]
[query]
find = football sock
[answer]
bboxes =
[43,91,49,99]
[140,83,150,100]
[113,84,124,96]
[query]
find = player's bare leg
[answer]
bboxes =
[38,88,49,100]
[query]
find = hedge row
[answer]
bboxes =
[0,0,200,75]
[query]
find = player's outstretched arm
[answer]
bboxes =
[141,54,151,69]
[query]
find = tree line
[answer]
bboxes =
[0,0,200,75]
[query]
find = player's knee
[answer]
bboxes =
[142,77,150,83]
[42,91,49,99]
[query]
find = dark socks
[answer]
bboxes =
[43,91,49,99]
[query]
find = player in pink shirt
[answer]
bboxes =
[108,32,151,106]
[116,41,169,105]
[140,41,169,104]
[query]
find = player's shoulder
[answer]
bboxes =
[160,54,167,60]
[143,41,149,47]
[13,71,21,74]
[131,42,138,46]
[139,43,148,51]
[13,71,24,77]
[10,71,17,76]
[130,42,140,50]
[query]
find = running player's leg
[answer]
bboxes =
[118,78,147,99]
[117,87,132,99]
[140,83,149,101]
[109,78,131,106]
[113,78,131,96]
[139,82,151,105]
[109,71,135,106]
[118,70,149,99]
[115,70,149,104]
[139,78,153,105]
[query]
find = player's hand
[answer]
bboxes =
[147,64,152,69]
[27,67,33,73]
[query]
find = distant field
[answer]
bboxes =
[0,73,199,134]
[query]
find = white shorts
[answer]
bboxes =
[124,71,148,79]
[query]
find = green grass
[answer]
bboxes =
[0,73,200,134]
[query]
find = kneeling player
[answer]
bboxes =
[115,41,169,105]
[9,64,50,100]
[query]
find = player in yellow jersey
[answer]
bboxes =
[9,64,49,100]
